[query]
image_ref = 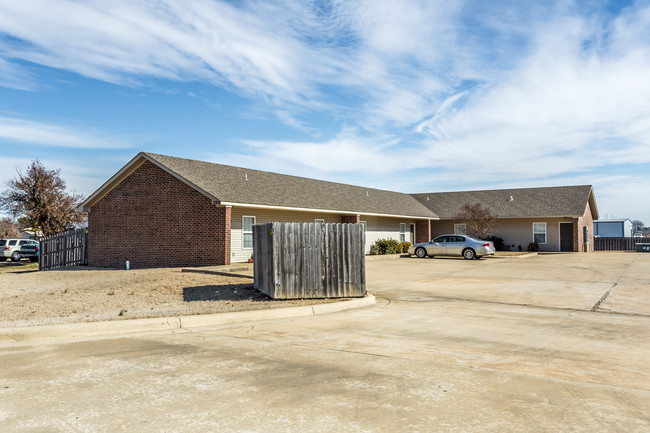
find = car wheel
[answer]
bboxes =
[462,248,476,260]
[415,247,427,258]
[11,252,21,262]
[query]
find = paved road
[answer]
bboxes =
[1,253,649,432]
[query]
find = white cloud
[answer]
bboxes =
[0,58,35,91]
[0,117,132,149]
[2,0,650,222]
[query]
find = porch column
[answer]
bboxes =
[415,220,431,243]
[341,214,361,224]
[216,205,232,265]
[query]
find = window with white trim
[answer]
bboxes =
[533,222,546,244]
[242,216,255,249]
[400,223,406,243]
[454,223,466,235]
[315,219,325,224]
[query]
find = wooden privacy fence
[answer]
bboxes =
[39,228,88,270]
[594,237,648,251]
[253,222,366,299]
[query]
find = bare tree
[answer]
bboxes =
[0,217,20,238]
[455,202,498,239]
[0,160,84,236]
[631,219,644,231]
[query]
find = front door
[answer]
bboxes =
[560,223,573,252]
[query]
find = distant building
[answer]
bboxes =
[594,219,632,238]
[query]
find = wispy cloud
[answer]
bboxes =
[2,0,650,220]
[0,117,132,149]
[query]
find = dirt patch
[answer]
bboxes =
[0,262,341,327]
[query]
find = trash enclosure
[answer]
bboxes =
[253,222,366,299]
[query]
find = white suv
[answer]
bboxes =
[0,238,39,262]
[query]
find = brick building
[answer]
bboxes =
[79,152,598,268]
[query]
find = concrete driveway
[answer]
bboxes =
[1,253,649,432]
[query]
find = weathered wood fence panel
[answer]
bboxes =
[254,222,365,299]
[594,237,647,251]
[39,228,88,270]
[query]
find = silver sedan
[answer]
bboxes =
[408,234,495,260]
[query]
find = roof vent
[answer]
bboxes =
[366,191,369,197]
[426,196,430,201]
[245,174,249,181]
[508,196,513,201]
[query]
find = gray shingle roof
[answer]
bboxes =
[411,185,597,219]
[144,153,437,218]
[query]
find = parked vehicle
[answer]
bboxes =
[0,238,39,262]
[408,234,495,260]
[19,243,40,262]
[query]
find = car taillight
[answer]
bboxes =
[36,245,39,253]
[3,246,8,251]
[483,243,490,247]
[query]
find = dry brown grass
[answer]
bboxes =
[0,262,338,327]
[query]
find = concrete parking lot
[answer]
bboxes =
[1,253,649,432]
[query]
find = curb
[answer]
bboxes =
[0,294,376,343]
[488,252,538,259]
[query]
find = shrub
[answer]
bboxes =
[486,236,508,251]
[527,242,539,252]
[397,241,411,253]
[369,244,380,255]
[371,238,400,255]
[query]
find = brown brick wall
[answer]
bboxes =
[573,201,594,252]
[415,220,431,243]
[341,214,361,224]
[88,161,231,268]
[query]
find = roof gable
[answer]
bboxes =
[81,152,438,219]
[411,185,598,219]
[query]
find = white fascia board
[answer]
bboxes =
[78,152,147,212]
[218,201,437,220]
[78,152,221,212]
[436,215,579,220]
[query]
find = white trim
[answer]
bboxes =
[242,215,255,250]
[219,201,435,220]
[437,215,581,220]
[533,222,547,244]
[79,153,222,212]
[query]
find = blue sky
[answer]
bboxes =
[1,0,649,223]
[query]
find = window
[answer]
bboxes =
[454,223,466,235]
[315,219,325,224]
[242,216,255,249]
[400,223,406,243]
[533,222,546,244]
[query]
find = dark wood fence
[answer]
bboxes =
[253,222,366,299]
[594,237,648,251]
[39,228,88,270]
